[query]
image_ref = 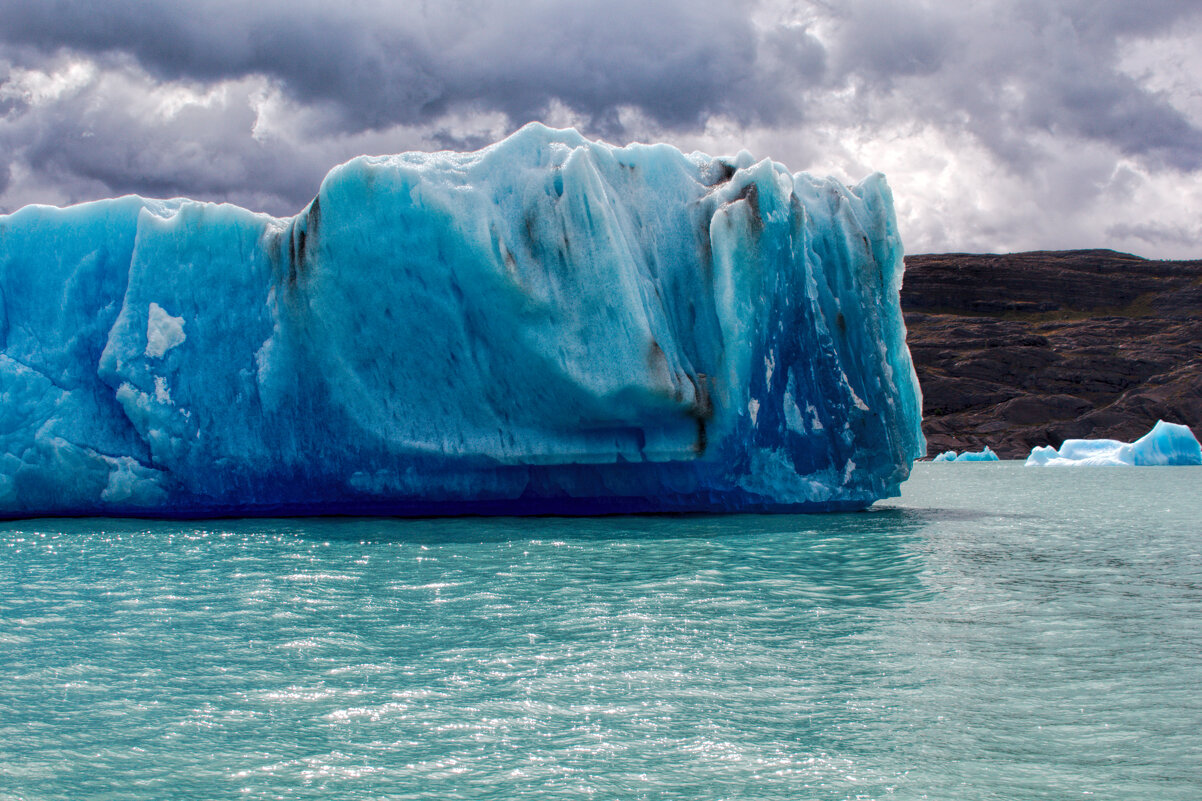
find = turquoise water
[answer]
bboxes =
[2,463,1200,800]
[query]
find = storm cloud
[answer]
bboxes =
[2,0,1201,257]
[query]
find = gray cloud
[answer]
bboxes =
[0,0,801,131]
[1107,220,1202,249]
[1,0,1201,257]
[819,0,1202,171]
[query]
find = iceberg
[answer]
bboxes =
[932,446,999,462]
[1026,420,1202,467]
[0,124,924,517]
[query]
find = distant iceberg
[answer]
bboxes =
[933,446,999,462]
[1026,421,1202,467]
[0,124,924,516]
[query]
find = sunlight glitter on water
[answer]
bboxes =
[1,463,1200,800]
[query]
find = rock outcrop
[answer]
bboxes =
[902,250,1202,459]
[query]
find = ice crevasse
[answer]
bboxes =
[0,124,924,516]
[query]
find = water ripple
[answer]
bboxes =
[1,464,1200,799]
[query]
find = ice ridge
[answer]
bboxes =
[0,123,924,516]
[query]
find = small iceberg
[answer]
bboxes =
[1026,420,1202,467]
[933,446,1000,462]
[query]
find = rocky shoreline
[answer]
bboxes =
[901,250,1202,459]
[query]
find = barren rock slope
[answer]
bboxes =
[902,250,1202,459]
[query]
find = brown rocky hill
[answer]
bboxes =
[901,250,1202,459]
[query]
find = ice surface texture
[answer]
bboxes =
[933,446,999,462]
[1026,421,1202,467]
[0,124,924,516]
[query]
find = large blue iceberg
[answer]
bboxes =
[1026,421,1202,467]
[932,446,999,462]
[0,124,923,516]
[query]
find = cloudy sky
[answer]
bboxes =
[2,0,1200,258]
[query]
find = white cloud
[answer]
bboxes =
[1,0,1200,258]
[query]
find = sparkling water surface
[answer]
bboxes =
[3,463,1200,800]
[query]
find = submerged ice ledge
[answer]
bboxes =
[0,124,923,516]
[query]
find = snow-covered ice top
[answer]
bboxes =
[1026,421,1202,467]
[0,123,924,516]
[932,446,999,462]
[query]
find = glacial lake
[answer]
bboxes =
[2,462,1200,800]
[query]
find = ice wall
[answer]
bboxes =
[0,124,924,516]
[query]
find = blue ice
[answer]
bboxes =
[1026,421,1202,467]
[0,124,924,516]
[933,446,999,462]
